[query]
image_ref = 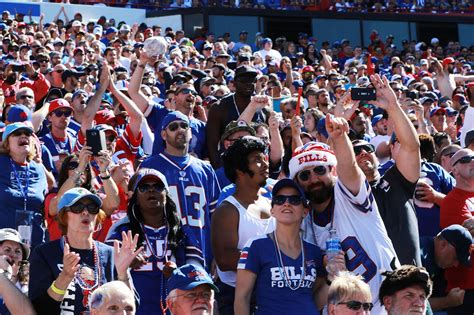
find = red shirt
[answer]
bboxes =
[440,187,474,290]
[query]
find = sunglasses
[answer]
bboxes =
[138,183,165,193]
[178,88,198,96]
[53,110,72,117]
[338,301,374,311]
[55,69,64,73]
[19,95,34,100]
[106,135,116,142]
[68,202,100,215]
[297,166,328,182]
[167,121,189,131]
[273,195,304,206]
[11,130,32,137]
[353,144,375,155]
[453,155,474,166]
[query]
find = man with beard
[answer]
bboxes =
[207,66,269,168]
[291,75,399,314]
[211,136,275,315]
[430,56,474,98]
[351,77,422,266]
[140,111,221,269]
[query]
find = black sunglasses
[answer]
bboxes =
[11,130,32,137]
[138,183,165,193]
[68,202,100,215]
[272,195,304,206]
[338,301,374,311]
[106,135,116,142]
[297,166,328,182]
[53,110,72,117]
[178,88,198,96]
[453,155,474,166]
[353,144,375,155]
[19,95,34,99]
[168,122,189,132]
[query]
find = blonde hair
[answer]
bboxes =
[328,271,371,305]
[0,136,36,162]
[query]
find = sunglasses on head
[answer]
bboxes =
[353,144,375,155]
[453,155,474,166]
[167,121,189,132]
[297,166,328,182]
[272,195,304,206]
[338,301,374,311]
[138,183,165,193]
[53,110,72,117]
[68,202,100,215]
[179,88,198,96]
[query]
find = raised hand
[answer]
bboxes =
[334,90,359,121]
[369,74,398,110]
[96,150,112,173]
[114,231,144,277]
[62,243,80,279]
[325,114,349,140]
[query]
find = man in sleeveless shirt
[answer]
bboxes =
[211,136,275,315]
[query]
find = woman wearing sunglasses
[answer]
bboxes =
[235,178,329,315]
[327,271,373,314]
[29,187,142,314]
[44,145,119,241]
[106,168,187,314]
[0,122,48,248]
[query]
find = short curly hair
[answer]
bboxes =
[379,265,433,305]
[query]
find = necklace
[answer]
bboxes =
[232,94,241,116]
[64,236,102,291]
[272,231,306,291]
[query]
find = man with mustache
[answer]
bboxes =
[140,111,221,270]
[166,264,218,315]
[290,78,398,313]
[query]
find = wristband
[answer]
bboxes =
[138,64,146,69]
[74,169,84,176]
[50,281,67,295]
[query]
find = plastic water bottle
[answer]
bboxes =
[326,229,342,275]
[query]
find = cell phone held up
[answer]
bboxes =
[86,128,106,156]
[351,88,376,101]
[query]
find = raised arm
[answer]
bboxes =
[128,52,154,114]
[326,114,363,195]
[268,111,284,165]
[370,74,420,182]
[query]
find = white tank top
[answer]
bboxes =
[217,195,275,287]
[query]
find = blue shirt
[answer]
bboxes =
[140,153,221,268]
[238,234,325,315]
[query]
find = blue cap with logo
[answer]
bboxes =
[168,264,219,292]
[57,187,102,213]
[7,105,32,123]
[161,111,189,131]
[132,168,169,192]
[2,122,33,142]
[371,114,383,127]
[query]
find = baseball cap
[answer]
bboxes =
[119,24,131,33]
[73,47,84,56]
[48,98,73,114]
[239,30,248,35]
[442,57,455,66]
[161,111,189,131]
[302,66,315,73]
[2,122,33,142]
[439,224,472,266]
[429,107,446,117]
[316,75,327,81]
[72,89,88,100]
[356,76,370,87]
[72,20,82,28]
[0,228,30,259]
[234,65,258,80]
[200,77,216,88]
[371,114,384,127]
[464,130,474,148]
[94,109,116,125]
[57,187,102,213]
[61,69,85,82]
[7,105,32,123]
[262,38,272,45]
[271,178,308,207]
[292,80,304,88]
[221,120,256,142]
[105,27,118,36]
[168,264,219,293]
[95,124,118,137]
[420,59,429,66]
[132,168,169,192]
[420,97,435,105]
[450,148,474,168]
[453,94,468,106]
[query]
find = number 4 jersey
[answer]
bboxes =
[301,178,399,315]
[140,153,221,269]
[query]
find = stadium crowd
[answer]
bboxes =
[0,6,474,315]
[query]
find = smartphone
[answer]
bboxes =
[407,91,419,100]
[351,88,376,101]
[86,128,106,156]
[11,63,26,73]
